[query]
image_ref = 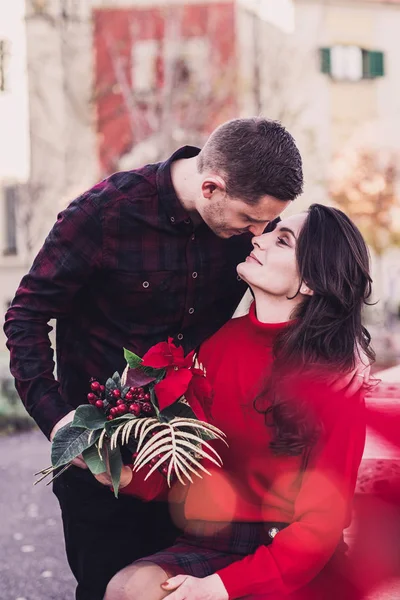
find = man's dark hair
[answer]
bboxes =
[197,117,303,203]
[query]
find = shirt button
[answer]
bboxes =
[188,308,195,315]
[192,272,198,279]
[142,281,150,288]
[268,527,280,539]
[237,275,241,281]
[184,218,191,225]
[191,234,195,241]
[170,216,175,223]
[177,333,184,341]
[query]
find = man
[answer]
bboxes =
[4,117,303,599]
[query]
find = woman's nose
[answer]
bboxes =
[252,233,267,249]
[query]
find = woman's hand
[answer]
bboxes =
[331,344,371,396]
[161,574,229,600]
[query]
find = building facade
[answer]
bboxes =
[1,0,400,343]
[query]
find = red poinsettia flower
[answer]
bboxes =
[185,368,214,422]
[142,338,195,410]
[142,337,193,370]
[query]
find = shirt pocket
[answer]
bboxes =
[107,270,184,330]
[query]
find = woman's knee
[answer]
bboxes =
[104,562,169,600]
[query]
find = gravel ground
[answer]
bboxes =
[0,430,75,600]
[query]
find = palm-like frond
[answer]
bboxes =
[109,416,227,487]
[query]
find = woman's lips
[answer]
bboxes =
[246,253,263,265]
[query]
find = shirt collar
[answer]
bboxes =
[156,145,201,225]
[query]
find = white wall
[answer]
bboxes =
[0,0,30,183]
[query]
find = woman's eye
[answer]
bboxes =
[277,236,289,247]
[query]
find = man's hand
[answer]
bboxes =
[161,574,229,600]
[94,465,133,489]
[332,344,371,397]
[50,411,88,470]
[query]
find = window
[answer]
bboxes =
[132,40,159,95]
[320,46,385,81]
[0,40,8,92]
[3,185,17,256]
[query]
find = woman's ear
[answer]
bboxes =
[300,282,314,297]
[201,176,226,199]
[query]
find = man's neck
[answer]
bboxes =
[170,156,202,219]
[252,289,301,324]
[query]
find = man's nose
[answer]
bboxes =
[249,223,268,237]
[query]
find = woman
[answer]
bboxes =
[104,204,373,600]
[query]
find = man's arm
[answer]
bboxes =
[4,192,103,439]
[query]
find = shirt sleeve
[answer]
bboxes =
[3,192,103,438]
[217,389,366,599]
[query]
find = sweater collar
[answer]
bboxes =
[247,301,291,346]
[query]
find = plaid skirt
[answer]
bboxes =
[136,519,289,579]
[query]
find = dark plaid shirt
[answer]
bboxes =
[4,147,251,438]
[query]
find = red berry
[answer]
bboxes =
[130,387,138,393]
[87,392,96,404]
[142,403,153,415]
[95,400,104,409]
[129,403,141,416]
[161,465,169,476]
[100,385,105,393]
[132,451,139,460]
[116,399,124,405]
[117,404,127,414]
[144,393,150,401]
[91,381,101,392]
[150,457,158,466]
[110,407,118,416]
[138,387,144,394]
[125,392,133,401]
[107,416,113,421]
[113,389,121,398]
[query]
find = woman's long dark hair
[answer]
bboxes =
[255,204,375,456]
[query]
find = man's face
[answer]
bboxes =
[199,191,291,239]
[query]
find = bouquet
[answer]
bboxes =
[36,339,226,496]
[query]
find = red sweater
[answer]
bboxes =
[185,303,366,598]
[123,303,365,598]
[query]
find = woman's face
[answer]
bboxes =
[237,213,308,298]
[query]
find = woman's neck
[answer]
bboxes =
[251,289,301,324]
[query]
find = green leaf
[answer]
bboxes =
[112,372,121,386]
[108,446,123,498]
[123,348,165,380]
[72,405,107,430]
[106,377,117,391]
[150,387,160,416]
[124,348,143,370]
[51,426,98,469]
[159,398,197,423]
[82,444,107,475]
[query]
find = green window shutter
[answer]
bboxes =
[369,51,384,77]
[320,48,331,75]
[363,50,385,78]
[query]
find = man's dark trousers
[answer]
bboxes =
[53,466,181,600]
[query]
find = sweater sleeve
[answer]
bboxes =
[217,389,366,599]
[3,193,103,438]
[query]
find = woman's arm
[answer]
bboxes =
[216,389,366,599]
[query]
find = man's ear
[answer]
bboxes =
[300,282,314,297]
[201,176,226,199]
